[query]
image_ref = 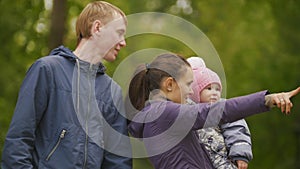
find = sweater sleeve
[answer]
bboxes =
[1,60,50,169]
[193,90,270,129]
[144,91,270,136]
[221,119,253,162]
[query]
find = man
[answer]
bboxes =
[2,1,132,168]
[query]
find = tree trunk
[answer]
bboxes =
[49,0,67,50]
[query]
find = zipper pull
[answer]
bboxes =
[60,129,66,138]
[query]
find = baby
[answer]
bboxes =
[187,57,252,169]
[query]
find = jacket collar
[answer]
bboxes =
[49,45,106,74]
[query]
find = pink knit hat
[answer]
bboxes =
[187,57,222,102]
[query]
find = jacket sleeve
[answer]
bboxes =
[133,91,270,139]
[101,83,132,169]
[194,90,270,129]
[220,119,253,163]
[1,60,50,169]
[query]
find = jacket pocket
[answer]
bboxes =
[46,129,67,161]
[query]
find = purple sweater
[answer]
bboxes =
[128,91,270,169]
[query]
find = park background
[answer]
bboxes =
[0,0,299,168]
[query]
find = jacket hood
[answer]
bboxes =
[49,45,76,59]
[49,45,106,74]
[128,103,156,139]
[128,101,166,139]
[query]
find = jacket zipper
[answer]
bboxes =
[83,67,93,169]
[46,129,67,161]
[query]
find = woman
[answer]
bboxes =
[127,53,299,169]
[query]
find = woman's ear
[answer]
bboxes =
[163,77,174,92]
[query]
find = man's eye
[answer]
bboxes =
[117,30,125,36]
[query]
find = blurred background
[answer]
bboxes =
[0,0,299,168]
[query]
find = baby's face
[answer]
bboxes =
[199,83,221,103]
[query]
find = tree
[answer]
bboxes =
[49,0,67,49]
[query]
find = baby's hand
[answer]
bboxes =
[236,160,248,169]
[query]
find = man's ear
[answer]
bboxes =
[92,20,102,34]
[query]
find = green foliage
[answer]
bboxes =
[0,0,48,161]
[0,0,299,168]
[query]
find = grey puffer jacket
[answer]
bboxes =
[221,119,252,163]
[187,98,252,169]
[197,127,238,169]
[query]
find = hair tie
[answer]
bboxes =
[145,63,150,70]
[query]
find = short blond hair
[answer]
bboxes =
[75,1,126,45]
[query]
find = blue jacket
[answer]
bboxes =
[2,46,132,169]
[129,91,269,169]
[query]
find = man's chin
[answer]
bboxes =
[104,54,117,62]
